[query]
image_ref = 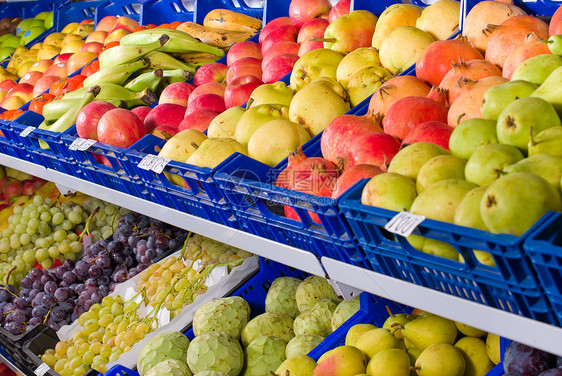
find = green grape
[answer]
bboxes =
[90,303,102,315]
[38,221,51,236]
[73,205,83,214]
[53,230,67,243]
[0,243,7,254]
[115,321,128,334]
[108,349,122,362]
[98,306,111,316]
[35,238,47,248]
[48,246,60,258]
[92,355,106,371]
[30,210,40,220]
[44,197,53,206]
[110,302,123,316]
[69,241,82,254]
[89,342,102,354]
[90,231,101,242]
[12,205,23,215]
[10,238,21,249]
[68,357,82,370]
[11,213,22,225]
[60,369,73,376]
[54,359,66,373]
[33,195,44,205]
[62,220,73,231]
[35,248,49,262]
[25,226,37,236]
[104,204,116,215]
[68,211,82,225]
[52,212,64,225]
[22,249,35,263]
[2,228,13,238]
[98,314,114,328]
[124,301,138,313]
[14,223,26,235]
[74,224,85,234]
[73,366,88,376]
[81,351,94,365]
[40,259,53,269]
[55,341,68,356]
[95,220,106,228]
[78,342,89,356]
[58,242,70,255]
[67,232,78,242]
[41,352,57,367]
[84,320,100,334]
[40,212,52,223]
[99,344,111,359]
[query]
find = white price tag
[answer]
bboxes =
[34,362,50,376]
[152,157,170,174]
[19,126,34,137]
[78,139,96,151]
[384,211,425,237]
[68,138,85,151]
[138,154,157,170]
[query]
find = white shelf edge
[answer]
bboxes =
[322,256,562,357]
[46,169,327,277]
[0,154,51,181]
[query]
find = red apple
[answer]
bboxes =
[160,82,196,106]
[0,177,10,191]
[178,109,218,132]
[110,16,138,33]
[28,59,54,74]
[80,41,103,54]
[104,28,130,45]
[259,17,294,44]
[44,63,67,78]
[95,16,118,32]
[262,54,299,83]
[261,41,300,70]
[185,93,225,115]
[227,41,262,67]
[85,30,108,44]
[347,132,401,168]
[226,57,262,84]
[0,80,16,92]
[131,106,152,123]
[298,28,325,56]
[332,164,382,198]
[77,101,117,140]
[329,0,351,23]
[297,18,329,44]
[260,25,299,55]
[3,180,22,201]
[7,83,34,102]
[224,75,263,109]
[193,62,228,86]
[19,71,43,86]
[67,51,97,75]
[21,179,46,196]
[33,76,61,98]
[550,5,562,36]
[401,120,453,150]
[80,19,94,25]
[289,0,332,27]
[151,125,177,139]
[187,82,227,106]
[97,108,146,147]
[144,103,187,132]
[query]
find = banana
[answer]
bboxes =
[119,28,225,56]
[61,83,157,107]
[175,22,253,49]
[145,51,197,72]
[81,58,149,88]
[172,51,221,65]
[203,9,262,34]
[162,69,194,84]
[98,34,169,70]
[124,69,163,92]
[38,86,101,149]
[42,98,125,123]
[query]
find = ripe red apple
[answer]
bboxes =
[160,82,196,106]
[187,82,227,107]
[261,25,299,55]
[298,28,326,56]
[80,19,94,25]
[178,109,218,132]
[44,63,67,78]
[227,41,262,67]
[262,54,299,83]
[80,41,104,54]
[19,71,43,86]
[348,132,401,169]
[3,179,22,201]
[402,120,453,150]
[185,93,226,115]
[193,62,228,86]
[289,0,332,27]
[54,53,73,65]
[0,80,16,92]
[76,101,117,140]
[226,57,263,84]
[97,108,146,148]
[67,51,97,75]
[7,83,34,102]
[144,103,187,132]
[0,96,25,110]
[110,16,138,33]
[151,126,178,139]
[297,18,329,44]
[332,164,382,198]
[224,75,263,108]
[85,30,108,44]
[33,75,60,97]
[329,0,351,22]
[259,17,294,44]
[261,41,300,69]
[95,16,118,32]
[22,179,46,196]
[28,59,54,74]
[131,106,152,123]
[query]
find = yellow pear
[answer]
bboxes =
[454,337,494,376]
[71,23,94,38]
[158,129,208,186]
[43,32,66,46]
[407,347,422,364]
[61,33,82,48]
[372,4,423,49]
[17,60,34,77]
[289,48,344,91]
[0,68,17,82]
[416,0,460,41]
[347,65,393,106]
[186,138,248,169]
[315,346,367,376]
[29,42,42,50]
[454,322,486,337]
[37,45,60,60]
[366,348,410,376]
[379,26,434,75]
[207,106,245,138]
[355,328,398,359]
[234,103,289,147]
[336,47,382,89]
[345,324,377,347]
[415,343,465,376]
[61,22,79,34]
[401,315,457,351]
[276,355,316,376]
[485,333,500,365]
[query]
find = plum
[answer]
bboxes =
[504,342,555,376]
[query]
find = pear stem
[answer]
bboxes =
[390,323,405,329]
[310,37,337,43]
[386,305,395,318]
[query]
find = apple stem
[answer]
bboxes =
[310,37,337,43]
[161,131,173,141]
[385,305,395,317]
[191,142,200,150]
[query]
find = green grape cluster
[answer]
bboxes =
[183,234,253,266]
[81,199,130,243]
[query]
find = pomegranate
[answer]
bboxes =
[415,38,483,86]
[402,121,454,150]
[502,33,551,79]
[383,87,449,140]
[331,164,383,199]
[439,59,502,103]
[367,75,430,117]
[346,132,401,169]
[462,0,527,53]
[320,114,383,166]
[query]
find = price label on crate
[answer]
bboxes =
[384,211,425,237]
[34,362,50,376]
[152,157,170,174]
[19,126,34,137]
[69,138,97,151]
[138,154,157,170]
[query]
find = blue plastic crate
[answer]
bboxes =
[194,0,264,24]
[0,134,27,160]
[95,0,142,25]
[339,180,556,325]
[462,0,561,26]
[55,0,105,31]
[140,0,194,25]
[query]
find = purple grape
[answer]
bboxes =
[54,267,66,280]
[20,277,33,289]
[90,243,103,255]
[73,305,86,316]
[169,239,180,249]
[63,259,75,269]
[96,255,111,269]
[539,370,562,376]
[51,306,67,321]
[146,237,156,250]
[29,317,41,326]
[41,294,56,309]
[59,281,69,288]
[155,248,166,259]
[98,285,109,295]
[140,256,150,264]
[20,288,31,296]
[504,342,555,376]
[88,266,102,279]
[112,252,124,264]
[137,264,148,272]
[75,284,85,294]
[54,288,69,302]
[91,291,102,303]
[29,289,39,300]
[33,293,45,307]
[85,278,97,287]
[59,300,74,312]
[85,285,97,295]
[108,241,124,254]
[62,271,77,284]
[29,269,42,281]
[98,275,110,286]
[32,305,48,318]
[113,270,127,283]
[40,274,53,284]
[13,297,27,310]
[11,310,26,324]
[84,300,94,310]
[128,235,139,248]
[44,281,58,295]
[5,321,23,335]
[32,280,44,291]
[75,261,89,278]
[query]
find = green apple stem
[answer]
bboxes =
[310,37,337,43]
[386,305,395,317]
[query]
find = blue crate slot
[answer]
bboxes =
[95,0,142,25]
[0,134,26,160]
[106,365,138,376]
[55,0,105,31]
[0,1,52,21]
[462,0,560,27]
[141,0,194,25]
[339,180,556,325]
[194,0,264,25]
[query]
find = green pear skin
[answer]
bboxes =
[465,143,524,186]
[454,337,494,376]
[354,328,398,359]
[503,154,562,190]
[336,47,382,89]
[511,53,562,85]
[449,118,498,160]
[416,155,466,194]
[415,343,465,376]
[247,81,294,108]
[388,142,449,180]
[347,65,393,107]
[366,348,410,376]
[207,106,245,138]
[454,186,489,231]
[481,80,537,121]
[532,65,562,117]
[361,173,418,212]
[401,315,458,351]
[289,48,344,91]
[234,104,290,147]
[528,126,562,157]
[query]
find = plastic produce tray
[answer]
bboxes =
[339,180,556,325]
[194,0,264,24]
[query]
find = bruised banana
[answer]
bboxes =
[124,69,163,92]
[203,9,262,34]
[119,28,225,56]
[145,51,197,72]
[162,69,194,84]
[62,83,157,106]
[171,51,221,64]
[38,86,100,149]
[42,98,124,123]
[82,58,149,88]
[175,22,253,49]
[98,34,169,70]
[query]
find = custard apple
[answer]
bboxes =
[265,277,301,318]
[137,332,190,376]
[331,297,360,331]
[241,312,295,347]
[293,299,338,337]
[145,359,193,376]
[193,297,251,339]
[296,276,338,313]
[285,334,324,358]
[187,332,244,376]
[242,336,287,376]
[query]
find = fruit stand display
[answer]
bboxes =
[1,0,562,375]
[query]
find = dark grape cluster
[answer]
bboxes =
[504,341,560,376]
[0,212,188,335]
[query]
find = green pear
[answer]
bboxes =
[207,106,245,138]
[336,47,382,89]
[454,322,486,337]
[383,309,413,339]
[416,155,466,194]
[401,315,457,351]
[159,129,208,186]
[454,337,494,376]
[416,0,460,41]
[315,346,367,376]
[185,138,248,169]
[322,10,379,55]
[234,104,290,147]
[248,119,311,167]
[496,97,561,152]
[355,328,398,359]
[388,142,449,180]
[361,173,418,212]
[288,77,350,137]
[481,80,538,121]
[347,65,393,106]
[531,65,562,116]
[372,4,423,49]
[407,347,422,365]
[481,172,562,235]
[289,48,344,91]
[275,355,316,376]
[511,54,562,85]
[473,250,496,267]
[465,143,524,186]
[485,333,500,365]
[503,154,562,190]
[454,186,488,231]
[366,348,410,376]
[449,118,498,160]
[345,324,377,347]
[247,81,294,108]
[528,126,562,157]
[410,179,477,223]
[420,239,460,261]
[380,26,434,75]
[414,343,465,376]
